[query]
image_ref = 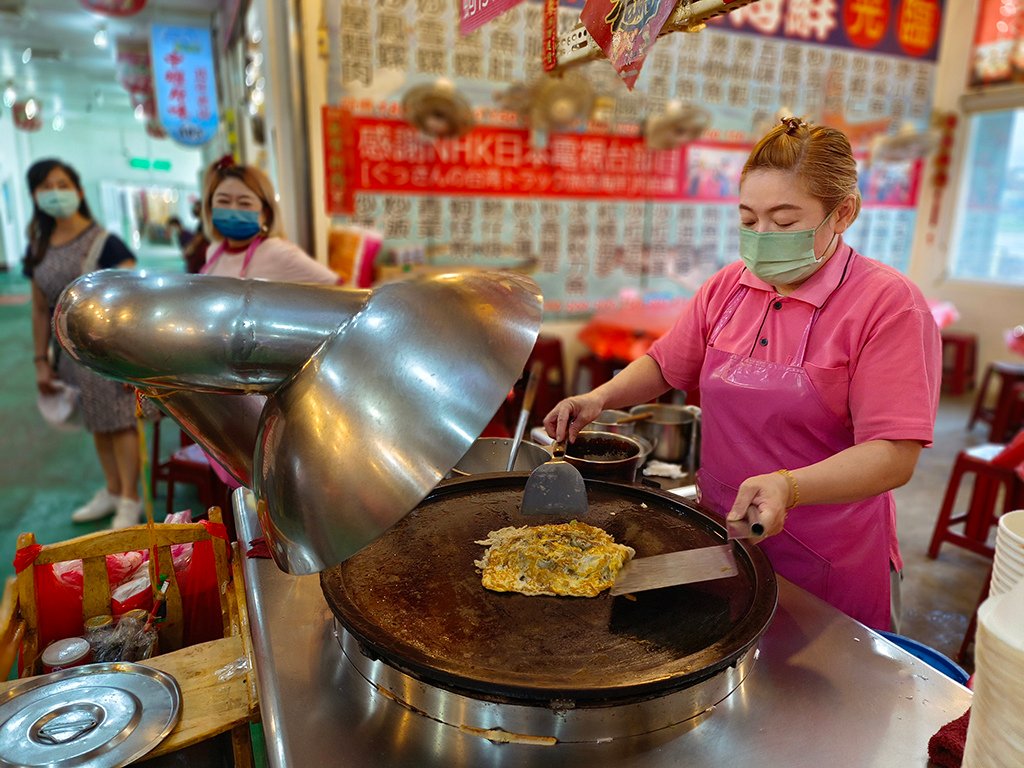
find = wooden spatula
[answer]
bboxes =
[520,441,588,516]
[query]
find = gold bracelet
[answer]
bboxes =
[775,469,799,509]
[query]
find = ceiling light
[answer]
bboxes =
[21,48,31,64]
[2,83,15,108]
[94,26,108,49]
[52,114,65,132]
[24,98,37,120]
[134,104,145,121]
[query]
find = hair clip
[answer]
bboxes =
[213,154,236,171]
[780,116,807,134]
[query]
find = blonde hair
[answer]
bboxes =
[201,162,285,240]
[742,117,862,222]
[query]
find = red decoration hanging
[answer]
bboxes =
[80,0,147,17]
[929,112,958,227]
[13,99,43,132]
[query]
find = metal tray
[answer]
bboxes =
[0,662,181,768]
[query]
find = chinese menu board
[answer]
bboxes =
[328,0,942,316]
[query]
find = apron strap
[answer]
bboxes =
[200,237,263,277]
[708,285,748,346]
[792,306,820,367]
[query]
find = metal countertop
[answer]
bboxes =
[233,489,971,767]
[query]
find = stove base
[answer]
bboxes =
[335,621,757,743]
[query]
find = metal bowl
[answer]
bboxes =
[564,430,642,483]
[450,438,549,476]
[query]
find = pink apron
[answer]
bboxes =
[696,286,894,630]
[200,237,263,277]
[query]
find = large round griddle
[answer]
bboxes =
[321,475,777,706]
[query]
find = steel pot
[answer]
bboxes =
[564,430,642,483]
[589,409,636,436]
[450,438,549,476]
[629,404,701,468]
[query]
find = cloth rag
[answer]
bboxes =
[927,708,970,768]
[643,460,687,479]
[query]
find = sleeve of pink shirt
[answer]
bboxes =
[647,269,730,392]
[254,239,341,285]
[849,304,942,447]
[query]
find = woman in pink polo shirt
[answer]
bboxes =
[199,157,341,285]
[544,118,941,631]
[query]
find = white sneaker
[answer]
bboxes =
[110,497,142,529]
[71,488,118,523]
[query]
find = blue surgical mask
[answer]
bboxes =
[36,189,81,220]
[739,208,839,285]
[212,207,262,240]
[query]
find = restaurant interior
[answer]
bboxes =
[0,0,1023,766]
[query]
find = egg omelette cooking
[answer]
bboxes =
[474,520,635,597]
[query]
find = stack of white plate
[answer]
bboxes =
[964,579,1024,767]
[991,510,1024,597]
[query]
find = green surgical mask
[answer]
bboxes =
[739,208,839,285]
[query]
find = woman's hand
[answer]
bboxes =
[35,359,59,395]
[543,392,605,443]
[727,471,793,538]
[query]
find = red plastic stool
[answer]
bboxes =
[151,417,232,518]
[927,432,1024,560]
[940,332,977,396]
[968,361,1024,442]
[957,565,993,665]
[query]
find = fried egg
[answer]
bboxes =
[474,521,635,597]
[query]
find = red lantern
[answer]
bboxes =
[13,99,42,132]
[80,0,146,17]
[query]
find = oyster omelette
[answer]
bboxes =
[475,521,635,597]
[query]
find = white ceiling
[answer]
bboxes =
[0,0,218,125]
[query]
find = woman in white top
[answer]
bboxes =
[199,157,341,284]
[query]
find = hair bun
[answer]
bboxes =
[780,116,807,135]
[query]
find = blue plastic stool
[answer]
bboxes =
[878,631,970,685]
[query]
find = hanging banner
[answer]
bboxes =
[719,0,944,60]
[323,108,696,214]
[460,0,528,35]
[150,25,219,147]
[579,0,679,88]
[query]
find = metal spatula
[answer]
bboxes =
[610,544,737,596]
[520,441,588,516]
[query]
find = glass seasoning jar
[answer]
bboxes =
[41,637,93,673]
[116,608,158,662]
[84,614,116,662]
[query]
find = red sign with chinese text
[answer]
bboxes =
[323,108,693,215]
[720,0,944,60]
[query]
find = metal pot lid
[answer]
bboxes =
[321,475,776,706]
[0,662,181,768]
